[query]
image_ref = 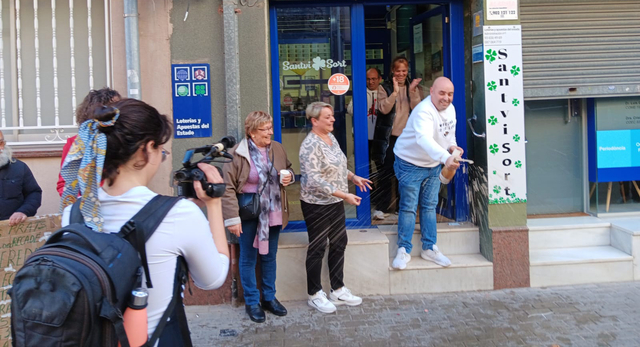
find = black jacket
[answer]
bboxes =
[0,160,42,220]
[370,77,415,164]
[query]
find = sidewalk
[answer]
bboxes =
[187,281,640,347]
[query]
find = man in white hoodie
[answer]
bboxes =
[391,77,462,270]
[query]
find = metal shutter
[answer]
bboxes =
[520,0,640,100]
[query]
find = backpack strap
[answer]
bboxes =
[69,199,85,224]
[119,195,182,288]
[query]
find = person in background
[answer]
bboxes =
[60,99,229,344]
[376,56,424,214]
[391,77,462,270]
[57,87,121,196]
[222,111,294,323]
[0,130,42,225]
[299,102,372,314]
[347,67,389,221]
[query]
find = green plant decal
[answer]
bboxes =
[510,65,521,77]
[493,185,501,195]
[488,115,498,125]
[512,98,520,107]
[485,49,497,63]
[510,193,516,199]
[513,134,521,142]
[515,160,522,168]
[489,144,499,154]
[487,81,497,91]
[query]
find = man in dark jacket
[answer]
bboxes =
[0,130,42,225]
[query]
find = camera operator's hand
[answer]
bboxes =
[194,163,224,203]
[228,223,242,237]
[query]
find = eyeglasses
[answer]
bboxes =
[0,138,4,145]
[257,126,273,132]
[162,149,170,162]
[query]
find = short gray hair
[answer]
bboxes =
[305,102,333,121]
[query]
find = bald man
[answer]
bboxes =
[391,77,463,270]
[0,130,42,225]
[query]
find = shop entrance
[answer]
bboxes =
[269,1,467,230]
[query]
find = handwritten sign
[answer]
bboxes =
[0,215,60,346]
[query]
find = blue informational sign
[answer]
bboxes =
[597,130,640,168]
[171,64,212,138]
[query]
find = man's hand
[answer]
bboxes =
[409,78,422,93]
[449,146,464,156]
[444,156,461,171]
[392,77,400,94]
[8,212,27,226]
[227,223,242,237]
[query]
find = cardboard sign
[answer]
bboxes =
[327,73,350,96]
[0,215,61,346]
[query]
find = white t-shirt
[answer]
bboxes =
[394,95,457,168]
[62,186,230,337]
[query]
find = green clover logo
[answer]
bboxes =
[493,185,501,195]
[487,81,497,91]
[512,98,520,107]
[515,160,522,168]
[510,65,521,77]
[510,193,516,199]
[493,170,497,175]
[488,115,498,126]
[485,49,497,63]
[489,144,499,154]
[513,134,521,142]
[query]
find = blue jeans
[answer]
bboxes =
[238,219,281,305]
[394,155,442,253]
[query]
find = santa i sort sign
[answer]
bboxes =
[483,25,527,205]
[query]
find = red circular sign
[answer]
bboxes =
[327,73,350,96]
[283,95,293,106]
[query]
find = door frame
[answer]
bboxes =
[269,0,467,230]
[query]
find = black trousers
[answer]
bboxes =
[301,200,348,296]
[369,140,385,211]
[378,135,399,213]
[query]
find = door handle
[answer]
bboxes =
[467,114,485,138]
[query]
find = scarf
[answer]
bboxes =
[247,139,282,255]
[60,110,119,232]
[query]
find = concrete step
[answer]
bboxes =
[528,216,612,250]
[530,246,633,287]
[388,254,493,294]
[275,229,390,302]
[379,222,479,257]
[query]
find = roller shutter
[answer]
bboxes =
[520,0,640,99]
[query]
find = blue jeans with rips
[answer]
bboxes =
[394,155,442,254]
[238,219,281,306]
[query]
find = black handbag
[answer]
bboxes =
[237,152,274,221]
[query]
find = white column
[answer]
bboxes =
[87,0,94,90]
[34,0,42,126]
[52,0,59,126]
[0,2,5,128]
[16,0,24,127]
[69,0,77,121]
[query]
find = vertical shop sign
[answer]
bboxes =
[172,64,213,138]
[483,25,526,204]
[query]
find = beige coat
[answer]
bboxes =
[222,138,293,228]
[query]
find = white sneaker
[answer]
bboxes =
[330,286,362,306]
[392,247,411,270]
[421,245,451,267]
[308,290,337,313]
[372,210,386,220]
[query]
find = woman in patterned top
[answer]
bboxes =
[299,101,372,314]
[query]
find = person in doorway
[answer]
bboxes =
[0,130,42,225]
[222,111,294,323]
[391,77,462,270]
[347,67,388,220]
[299,101,372,313]
[376,56,424,214]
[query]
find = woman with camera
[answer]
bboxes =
[299,102,372,314]
[222,111,294,323]
[60,99,230,345]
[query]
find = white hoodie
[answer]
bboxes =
[394,95,457,168]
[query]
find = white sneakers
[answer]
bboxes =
[372,210,386,220]
[308,290,336,313]
[308,287,362,313]
[421,245,451,267]
[392,247,411,270]
[330,287,362,306]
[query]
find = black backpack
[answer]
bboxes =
[9,195,192,347]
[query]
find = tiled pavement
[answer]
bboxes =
[186,281,640,347]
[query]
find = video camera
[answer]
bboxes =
[173,136,236,199]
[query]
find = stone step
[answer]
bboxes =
[530,246,633,287]
[528,216,612,250]
[379,222,479,257]
[388,254,493,294]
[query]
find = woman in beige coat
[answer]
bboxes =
[222,111,294,323]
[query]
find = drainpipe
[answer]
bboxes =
[124,0,141,100]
